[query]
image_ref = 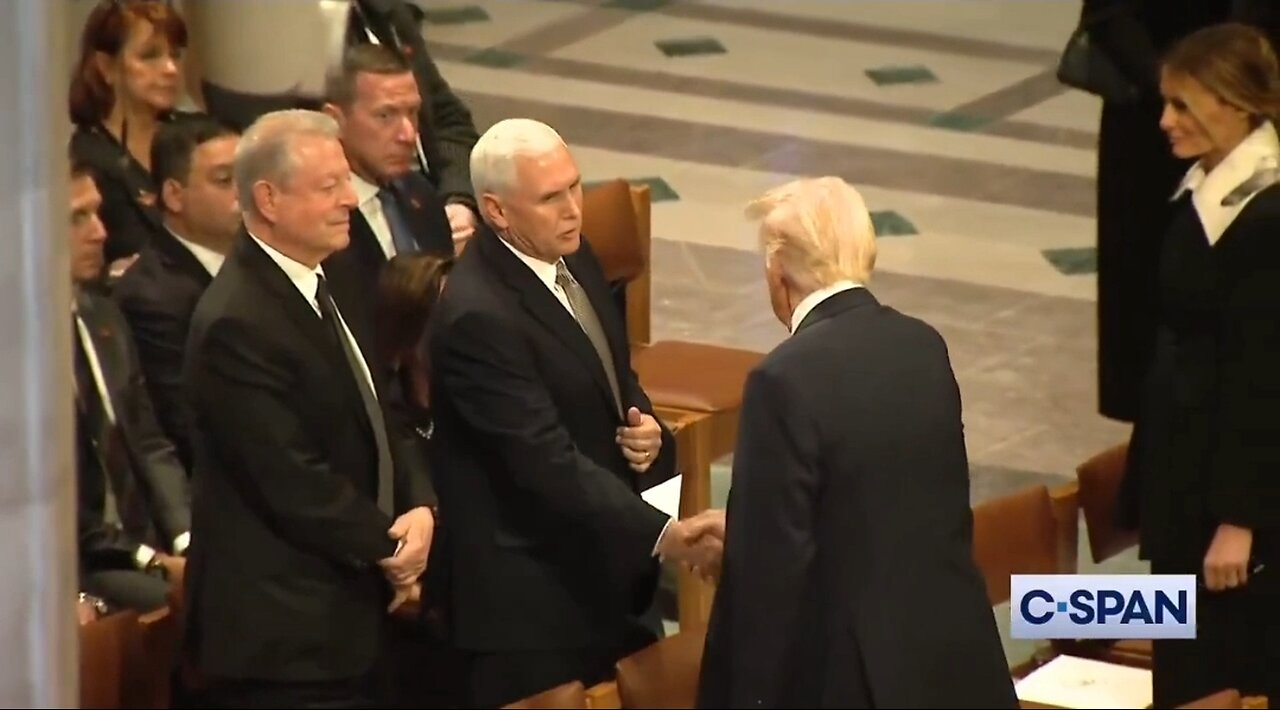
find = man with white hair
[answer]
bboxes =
[426,118,725,707]
[183,109,436,708]
[696,177,1018,709]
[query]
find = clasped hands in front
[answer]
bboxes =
[658,508,727,581]
[378,506,435,613]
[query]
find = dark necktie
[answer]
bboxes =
[315,276,395,515]
[554,261,623,417]
[378,186,419,256]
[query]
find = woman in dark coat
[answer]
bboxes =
[1087,0,1278,422]
[1119,22,1280,707]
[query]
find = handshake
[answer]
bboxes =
[378,506,436,614]
[656,508,726,581]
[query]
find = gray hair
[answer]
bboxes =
[746,176,878,292]
[469,118,567,202]
[234,109,341,217]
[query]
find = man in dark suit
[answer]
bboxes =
[114,114,242,472]
[346,0,481,244]
[183,109,435,709]
[321,42,454,339]
[68,154,190,614]
[428,118,724,709]
[697,177,1018,709]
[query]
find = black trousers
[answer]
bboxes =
[83,568,169,613]
[199,673,384,710]
[1150,560,1280,707]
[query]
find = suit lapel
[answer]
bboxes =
[234,232,339,369]
[477,228,624,421]
[397,173,454,256]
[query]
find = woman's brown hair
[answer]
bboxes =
[69,0,188,127]
[377,253,455,376]
[1163,22,1280,127]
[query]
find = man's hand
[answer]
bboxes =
[445,203,477,250]
[155,553,186,581]
[379,506,435,587]
[617,406,662,473]
[387,580,422,614]
[658,508,726,579]
[1204,523,1253,591]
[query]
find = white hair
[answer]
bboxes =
[234,109,341,216]
[469,118,568,201]
[746,176,878,292]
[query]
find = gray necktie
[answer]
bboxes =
[555,261,622,417]
[316,276,395,515]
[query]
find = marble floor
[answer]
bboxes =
[413,0,1146,662]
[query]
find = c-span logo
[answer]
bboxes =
[1011,574,1196,640]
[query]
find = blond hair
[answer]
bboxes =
[746,176,877,292]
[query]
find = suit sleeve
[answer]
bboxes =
[720,367,821,708]
[1208,264,1280,531]
[115,286,196,471]
[191,316,399,568]
[433,308,670,559]
[77,419,148,570]
[100,301,191,548]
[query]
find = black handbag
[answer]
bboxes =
[1056,5,1141,104]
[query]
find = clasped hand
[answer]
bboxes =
[617,406,662,473]
[1203,522,1254,592]
[658,508,726,581]
[378,506,434,612]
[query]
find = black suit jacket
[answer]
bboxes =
[75,288,192,562]
[113,228,216,472]
[697,288,1017,709]
[323,171,454,343]
[183,231,433,683]
[427,226,676,652]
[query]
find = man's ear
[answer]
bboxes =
[251,181,278,223]
[321,101,345,127]
[480,193,507,231]
[160,177,184,215]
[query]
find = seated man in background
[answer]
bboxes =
[697,177,1018,709]
[114,114,242,472]
[70,153,189,614]
[321,42,455,343]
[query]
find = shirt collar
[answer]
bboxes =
[248,232,324,313]
[1173,121,1280,243]
[350,171,381,210]
[168,227,226,276]
[790,280,862,334]
[497,232,561,290]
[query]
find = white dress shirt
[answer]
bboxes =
[789,280,863,333]
[1172,120,1280,245]
[170,228,226,276]
[249,233,378,398]
[352,172,399,260]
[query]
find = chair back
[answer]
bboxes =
[615,629,707,708]
[580,180,652,346]
[79,609,141,709]
[502,680,589,709]
[972,485,1061,605]
[1076,443,1138,563]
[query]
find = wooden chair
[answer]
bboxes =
[586,680,622,709]
[126,606,180,708]
[80,609,141,709]
[1075,442,1138,564]
[1177,689,1243,709]
[614,628,707,709]
[972,484,1062,608]
[502,680,589,709]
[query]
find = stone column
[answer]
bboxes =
[0,0,80,706]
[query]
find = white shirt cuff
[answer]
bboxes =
[652,518,673,558]
[173,532,191,556]
[134,544,157,570]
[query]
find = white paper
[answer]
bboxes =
[1014,655,1153,709]
[641,474,683,518]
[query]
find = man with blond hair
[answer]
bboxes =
[696,177,1017,709]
